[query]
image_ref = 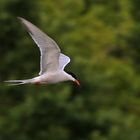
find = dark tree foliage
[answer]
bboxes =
[0,0,140,140]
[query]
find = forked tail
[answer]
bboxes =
[4,79,31,85]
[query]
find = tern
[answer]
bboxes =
[5,17,80,86]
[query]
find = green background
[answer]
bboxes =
[0,0,140,139]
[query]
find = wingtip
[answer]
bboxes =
[17,17,28,24]
[17,16,23,21]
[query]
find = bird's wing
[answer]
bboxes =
[18,17,61,75]
[59,53,70,70]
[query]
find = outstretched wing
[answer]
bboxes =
[18,17,61,75]
[59,53,70,70]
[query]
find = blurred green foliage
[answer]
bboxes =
[0,0,140,140]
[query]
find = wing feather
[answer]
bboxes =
[18,17,60,75]
[59,53,70,70]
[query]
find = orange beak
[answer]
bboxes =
[74,79,80,86]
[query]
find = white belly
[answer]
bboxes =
[37,71,70,84]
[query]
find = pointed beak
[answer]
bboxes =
[74,79,80,86]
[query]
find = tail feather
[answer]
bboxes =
[4,79,31,86]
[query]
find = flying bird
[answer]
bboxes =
[5,17,80,86]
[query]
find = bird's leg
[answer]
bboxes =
[34,82,41,86]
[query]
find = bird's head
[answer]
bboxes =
[67,72,80,86]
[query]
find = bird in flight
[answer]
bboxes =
[5,17,80,86]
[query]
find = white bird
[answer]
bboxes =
[5,17,80,86]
